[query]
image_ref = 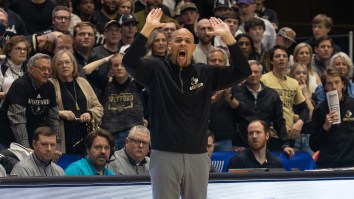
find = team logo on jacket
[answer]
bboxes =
[343,110,354,121]
[190,77,203,90]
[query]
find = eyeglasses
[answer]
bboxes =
[13,47,28,53]
[58,60,72,66]
[33,65,52,73]
[54,16,71,21]
[127,137,149,146]
[207,144,214,149]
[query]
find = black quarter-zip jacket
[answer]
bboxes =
[123,33,251,153]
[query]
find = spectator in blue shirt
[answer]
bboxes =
[65,129,115,176]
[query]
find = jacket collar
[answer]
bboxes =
[124,148,147,166]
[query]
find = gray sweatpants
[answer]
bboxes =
[150,150,210,199]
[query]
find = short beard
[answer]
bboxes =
[250,141,266,151]
[199,37,213,45]
[103,4,118,15]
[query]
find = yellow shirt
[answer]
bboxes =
[261,72,305,131]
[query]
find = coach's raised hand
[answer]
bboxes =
[207,17,236,45]
[141,8,165,37]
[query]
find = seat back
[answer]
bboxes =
[211,152,237,172]
[272,151,317,171]
[211,151,317,172]
[57,154,84,169]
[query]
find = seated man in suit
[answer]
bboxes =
[228,120,283,169]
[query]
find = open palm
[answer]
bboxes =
[207,17,230,37]
[146,8,164,29]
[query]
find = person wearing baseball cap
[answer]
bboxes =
[263,27,296,72]
[277,27,296,48]
[255,0,279,30]
[179,2,199,26]
[93,20,121,61]
[213,0,232,17]
[118,14,138,51]
[118,14,138,26]
[237,0,276,51]
[179,2,200,43]
[237,0,257,22]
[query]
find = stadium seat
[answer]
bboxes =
[268,152,316,171]
[211,152,237,172]
[211,151,317,172]
[57,154,84,170]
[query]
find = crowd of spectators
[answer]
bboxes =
[0,0,353,183]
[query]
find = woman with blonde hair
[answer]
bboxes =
[293,42,321,93]
[145,29,168,59]
[289,63,314,155]
[50,50,103,154]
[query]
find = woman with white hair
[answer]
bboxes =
[315,52,354,104]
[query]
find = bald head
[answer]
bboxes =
[169,28,196,68]
[171,28,194,43]
[197,19,210,28]
[196,18,213,44]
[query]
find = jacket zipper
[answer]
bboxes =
[179,68,184,93]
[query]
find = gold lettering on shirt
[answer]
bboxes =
[108,93,134,111]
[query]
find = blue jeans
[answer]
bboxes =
[112,130,129,151]
[214,139,233,151]
[295,134,313,155]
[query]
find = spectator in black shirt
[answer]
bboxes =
[228,120,283,169]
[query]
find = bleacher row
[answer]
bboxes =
[57,151,317,173]
[210,151,317,172]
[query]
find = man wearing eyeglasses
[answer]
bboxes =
[94,20,121,58]
[93,0,120,45]
[108,125,150,175]
[0,53,61,161]
[51,6,72,34]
